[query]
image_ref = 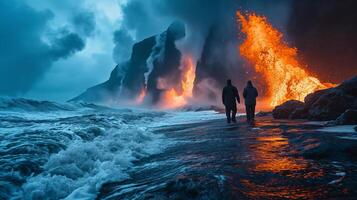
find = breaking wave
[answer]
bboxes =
[0,98,167,199]
[0,98,224,199]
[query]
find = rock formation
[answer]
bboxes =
[71,21,185,104]
[273,76,357,123]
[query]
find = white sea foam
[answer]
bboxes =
[147,110,226,128]
[0,98,225,199]
[15,125,166,200]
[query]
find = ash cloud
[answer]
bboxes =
[288,0,357,83]
[0,1,92,96]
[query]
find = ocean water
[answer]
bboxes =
[0,98,224,199]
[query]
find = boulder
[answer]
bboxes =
[272,100,304,119]
[304,76,357,120]
[335,109,357,125]
[273,76,357,121]
[336,76,357,96]
[306,88,354,120]
[290,107,309,119]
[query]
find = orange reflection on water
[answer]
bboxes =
[241,179,319,200]
[252,136,306,173]
[241,134,325,199]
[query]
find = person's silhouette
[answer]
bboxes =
[243,80,258,123]
[222,79,240,123]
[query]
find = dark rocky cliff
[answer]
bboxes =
[71,21,185,104]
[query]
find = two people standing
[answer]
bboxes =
[222,79,258,124]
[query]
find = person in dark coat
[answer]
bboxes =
[243,80,258,123]
[222,79,240,123]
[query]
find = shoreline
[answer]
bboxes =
[98,115,357,199]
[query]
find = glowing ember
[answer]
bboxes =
[237,11,333,107]
[135,87,146,104]
[159,56,196,109]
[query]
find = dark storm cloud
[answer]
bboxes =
[113,0,292,63]
[72,11,96,36]
[50,32,85,59]
[112,0,242,65]
[113,30,135,63]
[115,0,240,45]
[0,1,87,96]
[288,0,357,83]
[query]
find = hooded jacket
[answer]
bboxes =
[222,85,240,107]
[243,85,258,105]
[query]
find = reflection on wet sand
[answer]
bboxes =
[98,118,355,199]
[252,136,307,172]
[241,179,319,200]
[241,125,325,199]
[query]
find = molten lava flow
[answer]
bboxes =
[135,87,146,104]
[237,11,333,107]
[159,56,196,109]
[181,56,196,97]
[160,88,186,109]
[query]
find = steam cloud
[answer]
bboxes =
[0,1,93,95]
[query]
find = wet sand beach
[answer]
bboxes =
[98,116,357,200]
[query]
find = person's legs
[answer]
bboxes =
[247,105,251,122]
[251,104,256,121]
[225,106,231,123]
[232,106,237,123]
[245,105,250,122]
[247,105,254,124]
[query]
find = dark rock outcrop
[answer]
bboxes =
[193,26,244,103]
[71,21,185,104]
[273,76,357,122]
[305,88,354,120]
[272,100,304,119]
[335,109,357,125]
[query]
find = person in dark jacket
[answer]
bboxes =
[222,79,240,123]
[243,80,258,123]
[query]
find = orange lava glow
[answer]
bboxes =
[159,56,196,109]
[135,87,146,104]
[237,12,334,107]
